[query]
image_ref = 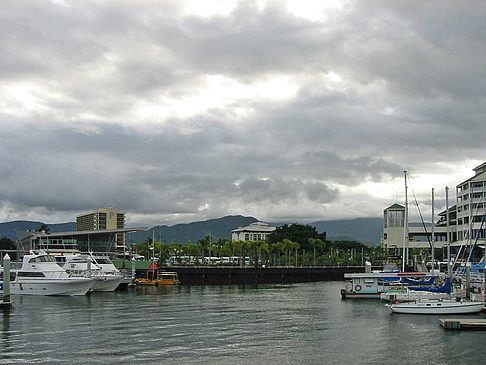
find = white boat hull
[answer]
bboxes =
[387,300,484,314]
[380,291,459,302]
[91,275,124,292]
[8,277,93,296]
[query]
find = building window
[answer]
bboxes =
[387,211,404,227]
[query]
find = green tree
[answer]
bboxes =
[308,238,326,266]
[267,224,326,251]
[233,240,247,267]
[258,241,270,267]
[37,224,50,233]
[198,235,212,264]
[0,237,16,250]
[275,241,285,266]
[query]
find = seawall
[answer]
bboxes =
[143,266,366,285]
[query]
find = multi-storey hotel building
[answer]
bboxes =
[77,208,126,250]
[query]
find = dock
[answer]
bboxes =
[440,318,486,330]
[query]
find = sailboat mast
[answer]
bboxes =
[446,186,452,280]
[402,171,409,272]
[431,188,435,276]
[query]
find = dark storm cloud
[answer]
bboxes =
[1,0,486,224]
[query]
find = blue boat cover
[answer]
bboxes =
[409,278,451,294]
[400,276,435,285]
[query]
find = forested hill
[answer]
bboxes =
[0,221,76,241]
[126,215,258,244]
[0,216,384,245]
[128,216,384,245]
[311,218,383,245]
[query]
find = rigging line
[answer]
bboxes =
[466,192,486,260]
[455,191,486,263]
[408,178,432,249]
[467,213,486,263]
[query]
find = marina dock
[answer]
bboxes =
[440,318,486,330]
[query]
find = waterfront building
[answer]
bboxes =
[383,161,486,252]
[455,162,486,247]
[382,204,447,250]
[231,222,276,242]
[77,208,126,251]
[17,227,147,254]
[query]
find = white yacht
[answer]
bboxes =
[1,251,93,296]
[64,254,123,292]
[91,255,130,289]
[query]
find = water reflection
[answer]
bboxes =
[1,309,11,353]
[0,283,485,364]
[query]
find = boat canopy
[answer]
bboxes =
[409,278,451,294]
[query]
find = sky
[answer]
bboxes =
[1,0,485,227]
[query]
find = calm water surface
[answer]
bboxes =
[1,281,485,364]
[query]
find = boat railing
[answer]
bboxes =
[42,270,70,279]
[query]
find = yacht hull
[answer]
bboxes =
[91,276,124,292]
[8,278,93,296]
[387,301,484,314]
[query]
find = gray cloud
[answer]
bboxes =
[1,0,486,226]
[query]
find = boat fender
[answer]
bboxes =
[355,284,362,292]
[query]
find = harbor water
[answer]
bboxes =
[1,281,485,364]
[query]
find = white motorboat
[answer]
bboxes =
[386,298,484,314]
[90,255,126,290]
[64,254,123,292]
[1,251,93,296]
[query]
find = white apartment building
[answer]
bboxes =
[455,161,486,247]
[383,161,486,251]
[231,222,276,242]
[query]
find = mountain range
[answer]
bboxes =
[0,216,384,245]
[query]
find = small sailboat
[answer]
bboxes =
[386,298,484,314]
[381,277,456,302]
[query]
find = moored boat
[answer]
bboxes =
[133,260,180,286]
[1,251,93,296]
[386,299,484,314]
[341,271,436,299]
[63,254,124,292]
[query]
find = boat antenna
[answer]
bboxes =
[409,183,432,249]
[446,186,452,281]
[431,188,435,276]
[402,171,409,272]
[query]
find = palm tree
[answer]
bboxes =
[309,238,326,267]
[258,241,270,267]
[246,240,257,267]
[275,241,285,266]
[308,238,317,266]
[197,235,211,264]
[292,241,300,266]
[283,239,294,266]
